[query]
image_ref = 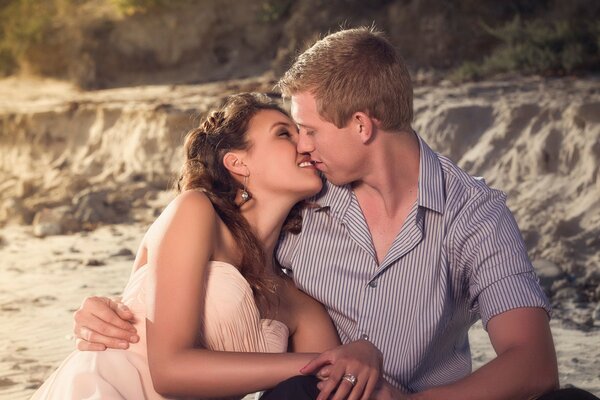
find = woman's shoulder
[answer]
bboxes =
[160,190,218,222]
[145,190,218,239]
[171,189,215,210]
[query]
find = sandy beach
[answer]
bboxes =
[1,73,599,398]
[0,220,599,399]
[1,0,599,397]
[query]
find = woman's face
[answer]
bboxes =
[242,109,322,202]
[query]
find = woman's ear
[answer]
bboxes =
[223,152,249,177]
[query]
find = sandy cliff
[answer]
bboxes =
[0,75,599,326]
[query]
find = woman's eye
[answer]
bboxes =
[278,130,290,137]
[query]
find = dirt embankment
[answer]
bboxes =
[1,75,599,327]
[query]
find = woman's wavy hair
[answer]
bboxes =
[176,92,303,305]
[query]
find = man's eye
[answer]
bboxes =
[278,130,291,137]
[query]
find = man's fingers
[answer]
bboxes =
[101,299,136,330]
[316,365,332,380]
[78,325,132,350]
[106,298,136,323]
[76,339,106,351]
[87,314,138,342]
[316,377,338,400]
[316,367,344,400]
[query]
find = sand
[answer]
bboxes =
[1,75,599,398]
[0,221,598,399]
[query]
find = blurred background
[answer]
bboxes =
[0,1,599,398]
[1,0,599,87]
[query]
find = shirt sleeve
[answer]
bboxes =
[451,187,552,329]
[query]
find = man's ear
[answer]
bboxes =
[223,152,249,177]
[353,112,376,144]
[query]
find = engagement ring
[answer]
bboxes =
[342,373,357,386]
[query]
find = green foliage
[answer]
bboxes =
[0,46,17,75]
[108,0,174,15]
[451,15,600,81]
[0,0,58,75]
[258,0,292,23]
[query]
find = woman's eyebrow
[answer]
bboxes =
[270,121,293,131]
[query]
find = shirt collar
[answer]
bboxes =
[312,134,446,217]
[417,135,446,214]
[313,180,353,220]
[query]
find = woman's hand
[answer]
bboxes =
[300,339,383,400]
[73,296,138,350]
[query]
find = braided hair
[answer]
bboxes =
[176,93,303,305]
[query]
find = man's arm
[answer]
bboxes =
[73,296,138,350]
[409,307,558,400]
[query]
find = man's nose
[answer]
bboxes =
[296,131,315,154]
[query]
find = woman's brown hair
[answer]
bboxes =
[176,92,300,305]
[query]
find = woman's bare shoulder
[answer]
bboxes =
[160,190,216,221]
[143,190,218,242]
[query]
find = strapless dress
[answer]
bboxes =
[32,261,289,399]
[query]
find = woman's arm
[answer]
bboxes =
[286,285,341,353]
[145,191,316,398]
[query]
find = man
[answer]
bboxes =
[73,28,597,399]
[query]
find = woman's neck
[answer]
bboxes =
[239,197,295,268]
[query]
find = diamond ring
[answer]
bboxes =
[342,373,357,386]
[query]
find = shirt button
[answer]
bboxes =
[368,280,378,288]
[360,333,369,341]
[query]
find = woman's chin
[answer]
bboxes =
[301,181,324,200]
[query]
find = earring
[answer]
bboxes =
[240,175,251,204]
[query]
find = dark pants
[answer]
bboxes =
[261,376,320,400]
[538,388,600,400]
[260,376,599,400]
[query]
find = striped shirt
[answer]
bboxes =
[276,136,551,392]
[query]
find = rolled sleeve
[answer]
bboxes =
[478,272,552,328]
[452,187,551,329]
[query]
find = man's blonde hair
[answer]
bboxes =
[277,27,413,131]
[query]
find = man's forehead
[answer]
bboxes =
[290,93,319,123]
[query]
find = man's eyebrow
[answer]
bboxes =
[296,123,316,130]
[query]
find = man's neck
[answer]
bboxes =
[352,129,420,218]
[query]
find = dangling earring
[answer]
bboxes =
[240,174,251,205]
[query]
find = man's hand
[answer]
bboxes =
[301,339,383,400]
[73,296,139,351]
[369,379,411,400]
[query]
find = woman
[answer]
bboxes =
[32,93,350,399]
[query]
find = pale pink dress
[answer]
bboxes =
[32,261,289,400]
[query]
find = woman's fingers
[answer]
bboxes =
[330,377,356,400]
[346,372,368,400]
[300,352,331,375]
[359,370,380,400]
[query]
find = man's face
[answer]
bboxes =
[290,92,363,186]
